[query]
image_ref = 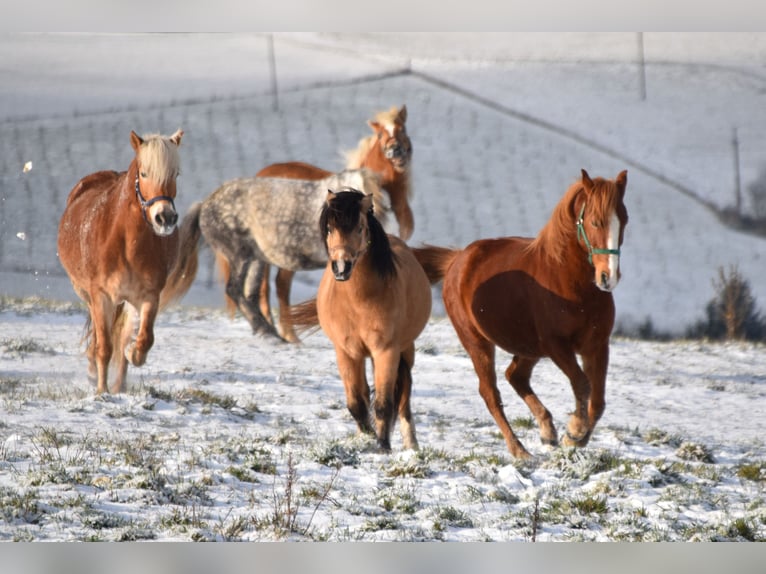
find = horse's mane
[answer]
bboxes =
[328,168,390,229]
[136,133,181,185]
[528,177,622,265]
[320,190,397,281]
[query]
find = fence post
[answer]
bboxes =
[268,34,279,112]
[637,32,646,102]
[732,127,742,215]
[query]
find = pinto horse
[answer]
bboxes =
[413,170,629,459]
[219,105,413,342]
[288,190,431,451]
[57,129,198,394]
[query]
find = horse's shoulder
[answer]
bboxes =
[66,170,123,206]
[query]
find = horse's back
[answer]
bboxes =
[65,170,122,207]
[446,236,614,356]
[256,162,333,180]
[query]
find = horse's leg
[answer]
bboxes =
[90,294,115,395]
[391,196,414,241]
[397,344,418,450]
[371,348,400,451]
[257,263,274,326]
[335,348,373,436]
[112,304,133,394]
[228,259,281,338]
[275,268,299,343]
[505,356,557,446]
[575,344,610,447]
[125,297,158,370]
[547,345,591,447]
[458,324,531,459]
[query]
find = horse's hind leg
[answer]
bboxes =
[229,259,281,339]
[396,345,418,450]
[505,356,557,447]
[257,263,274,326]
[275,268,299,343]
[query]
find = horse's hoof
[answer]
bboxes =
[562,429,591,447]
[540,436,559,447]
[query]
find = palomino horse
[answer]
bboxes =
[288,190,431,450]
[57,129,199,394]
[179,169,388,340]
[413,170,629,459]
[220,105,413,342]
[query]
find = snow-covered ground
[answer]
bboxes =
[0,302,764,541]
[0,33,765,542]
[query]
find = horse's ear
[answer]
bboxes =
[368,120,383,133]
[170,129,184,146]
[361,193,374,216]
[326,189,336,205]
[398,105,407,123]
[130,130,143,151]
[616,170,628,193]
[581,169,594,192]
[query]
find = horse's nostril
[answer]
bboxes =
[168,212,178,226]
[601,271,609,286]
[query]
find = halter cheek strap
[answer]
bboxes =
[576,204,621,265]
[135,174,176,224]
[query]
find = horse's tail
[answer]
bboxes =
[283,298,321,336]
[410,244,459,285]
[215,251,238,318]
[161,202,202,309]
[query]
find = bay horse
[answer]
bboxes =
[220,105,413,342]
[412,169,629,459]
[179,169,388,340]
[57,129,199,394]
[288,189,431,451]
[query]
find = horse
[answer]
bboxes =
[412,169,629,459]
[218,105,413,342]
[178,169,389,340]
[287,189,431,451]
[57,129,200,394]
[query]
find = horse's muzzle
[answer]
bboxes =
[331,259,353,281]
[150,203,178,236]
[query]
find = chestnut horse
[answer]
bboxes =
[413,170,629,459]
[57,129,199,394]
[220,105,413,342]
[288,190,431,451]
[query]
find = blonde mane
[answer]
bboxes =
[137,132,181,185]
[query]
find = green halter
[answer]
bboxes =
[576,204,621,265]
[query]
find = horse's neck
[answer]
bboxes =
[531,228,594,291]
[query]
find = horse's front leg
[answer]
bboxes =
[371,348,401,452]
[577,344,610,447]
[91,294,115,395]
[125,297,158,370]
[548,346,591,447]
[335,348,373,436]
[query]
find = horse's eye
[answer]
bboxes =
[140,171,148,178]
[358,225,364,234]
[592,220,601,228]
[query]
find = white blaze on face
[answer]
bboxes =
[147,201,177,236]
[385,123,395,137]
[605,211,621,289]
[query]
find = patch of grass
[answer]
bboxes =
[385,457,431,479]
[737,462,765,482]
[644,428,684,448]
[724,518,757,541]
[573,494,609,515]
[675,441,715,463]
[179,388,237,410]
[1,336,56,357]
[309,439,360,468]
[362,516,401,532]
[435,505,474,528]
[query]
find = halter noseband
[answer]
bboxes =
[135,174,176,224]
[576,204,621,265]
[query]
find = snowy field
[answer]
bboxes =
[0,302,764,541]
[0,33,765,543]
